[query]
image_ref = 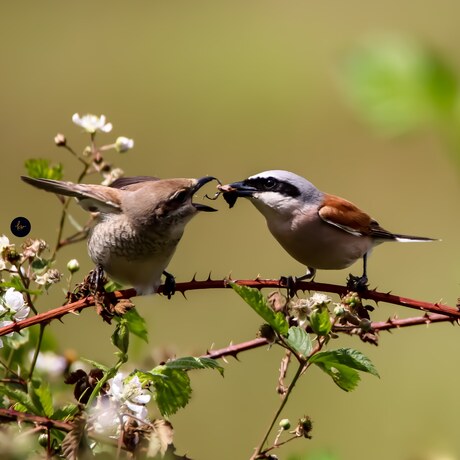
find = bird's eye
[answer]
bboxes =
[263,178,277,189]
[173,190,188,203]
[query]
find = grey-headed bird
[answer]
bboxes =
[219,170,437,283]
[22,175,218,295]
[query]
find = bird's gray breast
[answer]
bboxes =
[87,215,181,265]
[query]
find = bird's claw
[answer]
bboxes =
[347,274,369,292]
[163,271,176,299]
[279,276,297,299]
[89,265,107,293]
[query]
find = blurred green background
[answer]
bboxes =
[2,1,460,459]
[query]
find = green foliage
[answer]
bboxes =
[309,348,379,392]
[81,358,110,373]
[24,158,63,180]
[0,385,37,413]
[136,357,222,416]
[163,356,224,376]
[52,404,79,421]
[309,307,332,336]
[117,308,148,343]
[0,276,26,293]
[230,283,289,335]
[285,326,313,358]
[111,319,129,356]
[139,367,192,416]
[341,37,459,135]
[31,380,54,417]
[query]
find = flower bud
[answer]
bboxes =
[115,136,134,153]
[279,418,291,430]
[54,133,67,146]
[67,259,80,274]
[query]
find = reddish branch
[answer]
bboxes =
[0,407,72,432]
[0,278,457,338]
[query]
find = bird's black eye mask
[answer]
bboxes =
[212,176,301,208]
[242,177,301,197]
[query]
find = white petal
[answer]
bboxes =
[13,306,30,321]
[0,235,10,250]
[4,288,24,311]
[133,393,151,405]
[109,373,124,399]
[101,122,113,133]
[125,401,148,420]
[72,113,81,125]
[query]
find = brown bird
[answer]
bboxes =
[21,175,218,295]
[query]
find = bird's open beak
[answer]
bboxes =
[217,181,257,208]
[193,176,219,212]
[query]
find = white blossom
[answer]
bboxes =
[90,397,120,434]
[72,113,113,134]
[91,372,151,435]
[115,136,134,153]
[110,373,151,408]
[109,373,151,421]
[0,235,10,252]
[30,351,67,378]
[3,288,30,321]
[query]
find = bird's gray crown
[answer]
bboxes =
[246,170,323,203]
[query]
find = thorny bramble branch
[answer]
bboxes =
[0,278,456,342]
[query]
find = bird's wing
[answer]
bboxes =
[21,176,122,213]
[318,193,395,239]
[109,176,160,190]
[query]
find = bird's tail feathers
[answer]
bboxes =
[21,176,80,198]
[393,234,439,243]
[21,176,122,213]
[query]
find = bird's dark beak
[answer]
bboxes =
[217,181,257,208]
[193,176,219,212]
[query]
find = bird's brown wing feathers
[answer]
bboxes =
[318,193,396,239]
[109,176,160,190]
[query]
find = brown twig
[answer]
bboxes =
[0,278,456,338]
[0,408,72,432]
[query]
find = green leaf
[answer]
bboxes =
[30,258,50,274]
[164,357,224,376]
[120,308,148,343]
[310,348,379,392]
[341,37,459,135]
[285,327,312,358]
[111,320,129,355]
[230,283,289,335]
[0,386,37,413]
[0,276,25,292]
[104,279,123,293]
[81,358,110,373]
[309,308,332,336]
[52,404,79,421]
[312,360,360,392]
[24,158,63,180]
[142,367,192,416]
[34,381,54,417]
